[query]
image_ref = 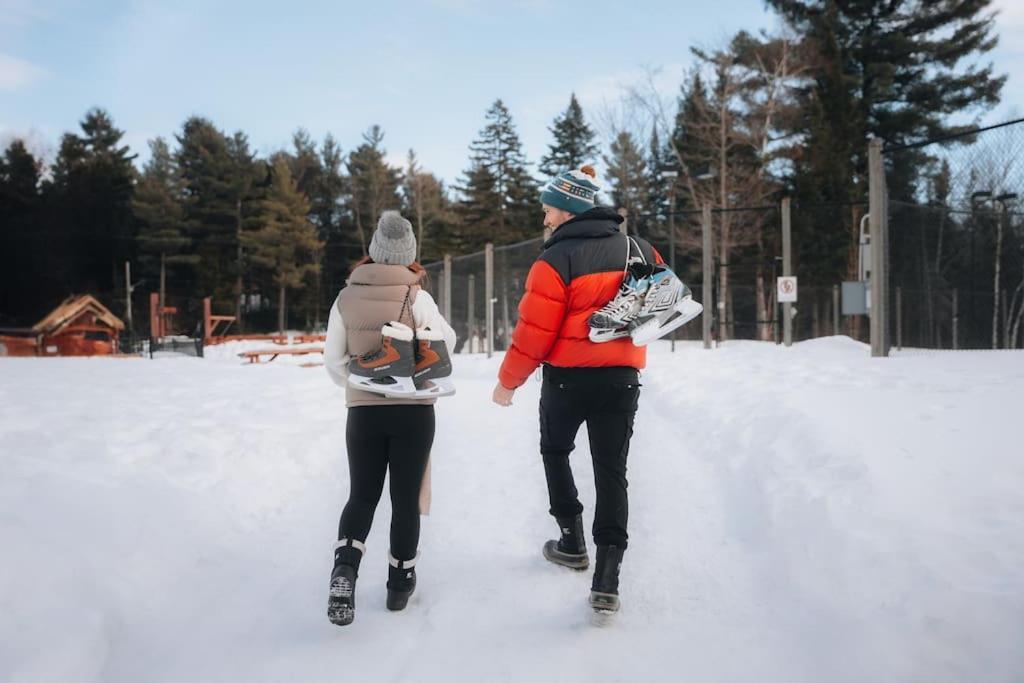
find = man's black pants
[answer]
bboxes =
[539,364,640,549]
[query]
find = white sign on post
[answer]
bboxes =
[777,276,798,303]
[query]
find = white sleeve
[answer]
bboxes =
[324,296,349,389]
[412,290,457,351]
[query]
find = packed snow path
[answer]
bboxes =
[2,339,1022,683]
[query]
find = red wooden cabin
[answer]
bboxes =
[0,295,125,357]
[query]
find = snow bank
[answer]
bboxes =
[1,339,1022,682]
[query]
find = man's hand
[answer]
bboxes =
[492,382,515,407]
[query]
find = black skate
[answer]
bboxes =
[347,322,417,396]
[589,236,654,343]
[589,545,624,614]
[542,514,589,570]
[328,538,365,626]
[386,553,418,611]
[410,326,455,398]
[629,266,703,346]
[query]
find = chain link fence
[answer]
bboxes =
[884,118,1024,350]
[423,237,544,354]
[426,201,878,353]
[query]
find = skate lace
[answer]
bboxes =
[358,346,386,361]
[601,295,636,318]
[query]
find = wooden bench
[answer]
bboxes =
[238,347,324,365]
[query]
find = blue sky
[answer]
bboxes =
[3,0,1023,185]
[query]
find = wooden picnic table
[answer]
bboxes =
[238,347,324,364]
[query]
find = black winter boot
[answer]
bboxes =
[589,545,624,613]
[328,538,365,626]
[386,552,418,611]
[542,514,589,570]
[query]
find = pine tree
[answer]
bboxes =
[132,137,196,321]
[346,125,402,258]
[241,157,323,333]
[644,129,671,238]
[176,118,263,327]
[176,117,237,308]
[669,73,715,203]
[456,163,500,252]
[0,140,44,323]
[458,99,538,247]
[404,150,456,262]
[768,0,1005,282]
[50,108,136,311]
[539,93,599,178]
[288,128,321,199]
[304,134,348,323]
[603,131,648,228]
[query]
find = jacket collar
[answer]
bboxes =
[544,207,624,249]
[347,263,422,287]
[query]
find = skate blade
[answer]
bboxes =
[386,376,455,399]
[349,374,417,396]
[589,327,631,343]
[630,298,703,346]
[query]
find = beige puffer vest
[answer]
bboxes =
[336,263,434,407]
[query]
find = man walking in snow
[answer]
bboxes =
[492,165,661,613]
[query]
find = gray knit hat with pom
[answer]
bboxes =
[369,210,417,266]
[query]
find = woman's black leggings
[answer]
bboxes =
[338,405,435,562]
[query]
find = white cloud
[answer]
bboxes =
[0,53,45,91]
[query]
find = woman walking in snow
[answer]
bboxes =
[492,166,661,614]
[324,210,456,626]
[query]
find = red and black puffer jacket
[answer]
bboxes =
[498,207,663,390]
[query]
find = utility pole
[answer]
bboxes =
[125,261,134,338]
[868,138,889,357]
[702,203,713,350]
[993,193,1018,349]
[661,170,679,351]
[782,196,793,347]
[443,254,452,320]
[485,243,494,359]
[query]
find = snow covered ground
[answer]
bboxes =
[1,338,1022,683]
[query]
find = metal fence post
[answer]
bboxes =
[952,288,959,350]
[443,254,452,320]
[467,273,476,353]
[485,243,494,359]
[896,285,903,350]
[782,197,793,347]
[832,284,840,336]
[702,203,714,349]
[868,138,890,357]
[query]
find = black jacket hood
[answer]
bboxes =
[544,207,623,249]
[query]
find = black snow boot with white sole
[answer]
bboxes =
[386,552,418,611]
[542,514,589,570]
[589,545,624,614]
[328,538,365,626]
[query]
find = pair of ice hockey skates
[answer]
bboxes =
[347,322,455,399]
[543,514,624,616]
[589,252,704,346]
[328,539,417,627]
